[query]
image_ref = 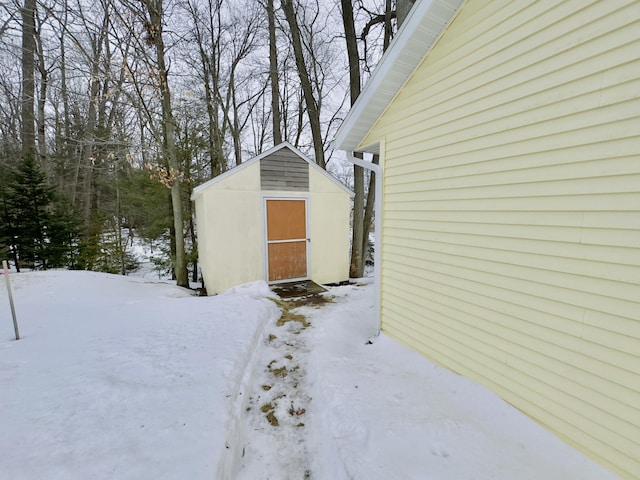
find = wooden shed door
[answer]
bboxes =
[266,199,308,282]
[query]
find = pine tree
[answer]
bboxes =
[8,158,53,267]
[45,198,81,268]
[0,180,18,270]
[0,152,21,270]
[8,158,80,269]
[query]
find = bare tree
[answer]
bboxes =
[266,0,282,145]
[3,0,401,281]
[341,0,365,277]
[184,0,225,177]
[139,0,189,287]
[281,0,324,168]
[340,0,394,278]
[34,9,50,169]
[184,0,265,170]
[220,3,263,166]
[21,0,37,166]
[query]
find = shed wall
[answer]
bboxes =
[196,151,350,294]
[196,162,265,295]
[307,166,351,285]
[362,1,640,478]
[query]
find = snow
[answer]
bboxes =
[0,271,620,479]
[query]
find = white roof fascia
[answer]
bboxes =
[191,141,353,200]
[332,0,464,154]
[190,152,259,200]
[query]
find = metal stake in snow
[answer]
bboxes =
[2,260,19,340]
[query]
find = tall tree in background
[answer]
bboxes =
[222,3,264,166]
[281,0,325,168]
[21,0,36,169]
[266,0,282,145]
[140,0,189,288]
[359,0,394,272]
[342,0,395,277]
[185,0,265,170]
[1,0,397,283]
[184,0,225,177]
[341,0,365,277]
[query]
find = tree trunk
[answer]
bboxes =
[60,7,71,149]
[21,0,37,166]
[182,133,198,283]
[208,0,226,173]
[384,0,393,48]
[35,17,47,171]
[188,206,198,283]
[266,0,282,145]
[344,0,395,277]
[341,0,361,104]
[231,80,242,166]
[80,61,100,222]
[190,0,223,178]
[145,0,189,288]
[361,154,379,260]
[203,65,222,177]
[396,0,416,27]
[281,0,325,168]
[116,183,125,275]
[350,159,364,277]
[341,0,366,277]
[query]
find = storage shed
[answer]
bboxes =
[334,0,640,478]
[191,142,352,295]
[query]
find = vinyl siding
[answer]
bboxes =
[260,146,310,191]
[363,0,640,478]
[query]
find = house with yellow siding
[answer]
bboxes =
[333,1,640,478]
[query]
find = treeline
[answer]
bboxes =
[0,0,406,283]
[0,154,173,273]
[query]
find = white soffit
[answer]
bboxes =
[333,0,464,154]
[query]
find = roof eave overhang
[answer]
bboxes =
[333,0,464,154]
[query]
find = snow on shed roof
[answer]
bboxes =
[332,0,464,154]
[191,141,353,200]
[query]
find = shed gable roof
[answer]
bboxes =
[333,0,464,154]
[191,141,353,200]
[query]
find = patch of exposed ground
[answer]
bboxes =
[236,293,332,479]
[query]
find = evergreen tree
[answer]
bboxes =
[118,168,173,241]
[0,148,21,270]
[45,198,81,268]
[7,158,79,269]
[9,158,53,267]
[0,180,18,270]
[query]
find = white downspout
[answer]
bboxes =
[346,152,382,339]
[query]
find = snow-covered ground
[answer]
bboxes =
[0,271,620,479]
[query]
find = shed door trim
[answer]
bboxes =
[263,197,310,283]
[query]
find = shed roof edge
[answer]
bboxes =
[191,141,353,200]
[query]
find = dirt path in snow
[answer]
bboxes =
[232,295,330,480]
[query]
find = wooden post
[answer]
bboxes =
[2,260,19,340]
